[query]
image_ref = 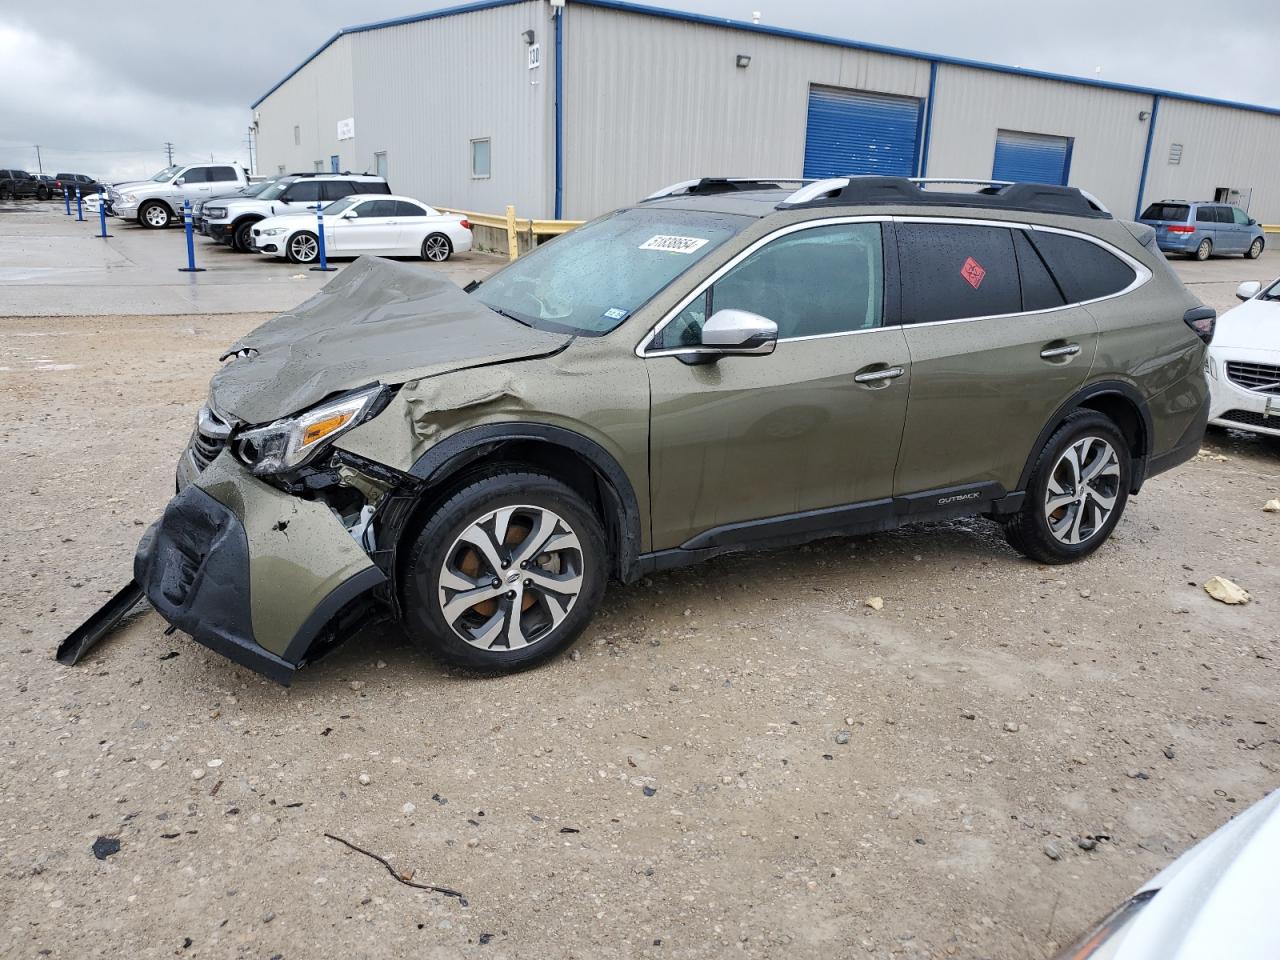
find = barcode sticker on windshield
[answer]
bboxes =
[640,235,709,254]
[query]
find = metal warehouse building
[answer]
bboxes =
[251,0,1280,223]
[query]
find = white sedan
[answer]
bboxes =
[251,194,472,264]
[1056,788,1280,958]
[1206,277,1280,437]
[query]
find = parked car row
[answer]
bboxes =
[82,162,473,264]
[0,169,101,200]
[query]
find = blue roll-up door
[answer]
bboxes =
[992,130,1073,185]
[803,86,922,179]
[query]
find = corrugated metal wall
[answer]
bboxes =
[562,5,930,219]
[255,36,356,177]
[927,65,1151,217]
[349,1,553,216]
[1143,99,1280,222]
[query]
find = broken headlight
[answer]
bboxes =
[234,385,382,476]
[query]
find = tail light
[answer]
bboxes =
[459,219,471,231]
[1167,225,1196,234]
[1183,305,1216,344]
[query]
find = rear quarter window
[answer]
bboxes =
[897,223,1022,323]
[1027,231,1136,303]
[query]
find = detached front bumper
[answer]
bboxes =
[136,451,386,685]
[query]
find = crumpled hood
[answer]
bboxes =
[209,256,570,425]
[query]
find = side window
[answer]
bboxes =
[180,167,209,183]
[1213,206,1233,224]
[655,223,883,348]
[366,181,392,195]
[897,223,1021,322]
[209,166,237,182]
[1232,207,1250,226]
[1027,231,1136,302]
[394,201,427,217]
[285,181,323,203]
[1012,230,1065,311]
[322,181,356,201]
[1195,206,1215,224]
[362,199,397,218]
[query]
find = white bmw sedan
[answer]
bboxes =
[1206,277,1280,437]
[251,194,472,264]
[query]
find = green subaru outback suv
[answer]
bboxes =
[99,177,1213,683]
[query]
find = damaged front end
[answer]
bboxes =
[60,257,573,684]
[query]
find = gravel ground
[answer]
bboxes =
[2,259,1279,959]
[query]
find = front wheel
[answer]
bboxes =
[1193,238,1212,261]
[232,221,257,253]
[285,231,319,264]
[1247,237,1264,260]
[422,233,453,262]
[1001,411,1131,564]
[139,201,171,229]
[36,186,50,201]
[399,472,607,672]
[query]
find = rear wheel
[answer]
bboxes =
[422,233,453,262]
[1001,411,1131,564]
[400,472,606,672]
[1193,238,1212,261]
[1247,237,1264,260]
[285,231,319,264]
[36,185,50,201]
[139,201,171,229]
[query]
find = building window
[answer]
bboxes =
[471,138,491,179]
[293,125,301,146]
[374,151,388,178]
[330,155,340,173]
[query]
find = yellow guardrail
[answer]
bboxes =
[1263,224,1280,234]
[436,204,585,260]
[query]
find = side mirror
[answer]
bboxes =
[698,309,777,357]
[174,177,185,186]
[1249,219,1258,226]
[1236,280,1262,301]
[340,210,358,219]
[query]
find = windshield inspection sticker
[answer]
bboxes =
[602,307,629,321]
[640,235,710,254]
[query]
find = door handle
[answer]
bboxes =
[1039,343,1081,360]
[853,365,905,384]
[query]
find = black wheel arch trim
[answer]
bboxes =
[281,564,388,665]
[1016,380,1154,494]
[405,423,644,582]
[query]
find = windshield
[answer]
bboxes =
[1140,203,1190,222]
[473,208,749,335]
[151,165,182,182]
[257,180,292,200]
[246,178,280,197]
[1262,278,1280,301]
[323,196,362,216]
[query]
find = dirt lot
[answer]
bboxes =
[2,261,1279,959]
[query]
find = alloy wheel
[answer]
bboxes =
[144,205,169,227]
[1043,436,1121,545]
[437,505,584,651]
[423,235,450,261]
[289,234,318,262]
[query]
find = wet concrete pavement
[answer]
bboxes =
[0,202,507,316]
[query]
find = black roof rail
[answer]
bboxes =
[777,176,1112,219]
[643,176,813,201]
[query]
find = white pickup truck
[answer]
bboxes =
[107,162,249,228]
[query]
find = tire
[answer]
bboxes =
[139,201,171,229]
[422,233,453,262]
[0,184,11,201]
[232,220,257,253]
[285,231,319,264]
[400,471,607,672]
[1193,238,1212,261]
[1246,237,1264,260]
[1001,411,1131,565]
[36,186,50,201]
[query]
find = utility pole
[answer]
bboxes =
[164,141,175,165]
[33,144,43,174]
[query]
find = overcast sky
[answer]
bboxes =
[2,0,1277,182]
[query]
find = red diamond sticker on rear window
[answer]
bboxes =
[960,256,986,289]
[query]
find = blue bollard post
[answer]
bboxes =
[63,186,71,216]
[178,199,205,273]
[75,187,84,221]
[310,202,335,272]
[97,192,111,238]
